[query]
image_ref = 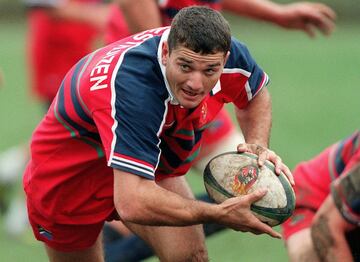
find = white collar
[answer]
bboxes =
[157,28,179,105]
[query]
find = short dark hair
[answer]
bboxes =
[168,6,231,55]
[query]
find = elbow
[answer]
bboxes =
[115,196,145,224]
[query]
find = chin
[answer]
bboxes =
[179,100,201,109]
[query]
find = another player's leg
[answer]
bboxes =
[123,176,208,262]
[45,235,104,262]
[285,227,319,262]
[281,152,331,262]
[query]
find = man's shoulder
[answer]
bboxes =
[225,37,255,71]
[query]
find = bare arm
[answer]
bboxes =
[113,169,281,238]
[116,0,162,33]
[42,1,110,30]
[235,88,293,183]
[235,87,272,147]
[311,195,356,262]
[222,0,336,37]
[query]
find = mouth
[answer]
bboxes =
[182,88,200,97]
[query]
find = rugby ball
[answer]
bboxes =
[203,152,295,226]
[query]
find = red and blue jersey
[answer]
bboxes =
[289,131,360,209]
[328,131,360,181]
[282,130,360,239]
[24,27,269,224]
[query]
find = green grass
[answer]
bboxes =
[0,16,359,261]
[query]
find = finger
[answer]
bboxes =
[257,150,267,167]
[242,188,268,205]
[273,155,283,175]
[247,217,282,239]
[258,223,282,239]
[264,149,281,173]
[304,23,316,38]
[314,3,337,21]
[304,8,335,36]
[237,143,248,153]
[281,164,295,186]
[311,15,335,36]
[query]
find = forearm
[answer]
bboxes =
[117,0,162,33]
[311,196,356,262]
[235,88,272,147]
[40,2,110,31]
[222,0,282,25]
[114,171,218,226]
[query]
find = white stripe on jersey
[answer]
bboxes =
[109,44,143,167]
[109,30,169,174]
[211,80,221,95]
[254,72,269,97]
[157,28,179,105]
[113,155,155,173]
[223,68,251,77]
[111,159,155,177]
[245,81,252,100]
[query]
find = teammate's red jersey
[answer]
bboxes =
[27,0,100,102]
[282,131,360,239]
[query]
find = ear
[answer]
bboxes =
[224,51,230,65]
[161,41,169,66]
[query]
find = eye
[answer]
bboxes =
[205,68,217,76]
[180,64,190,72]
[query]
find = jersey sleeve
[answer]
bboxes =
[218,37,269,109]
[331,162,360,226]
[330,131,360,225]
[93,56,168,180]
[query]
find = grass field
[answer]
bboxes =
[0,14,359,261]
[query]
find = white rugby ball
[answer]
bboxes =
[203,152,295,226]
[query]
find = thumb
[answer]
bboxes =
[244,189,268,204]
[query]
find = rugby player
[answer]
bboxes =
[24,7,292,261]
[282,131,360,262]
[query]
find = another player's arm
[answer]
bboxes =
[311,195,356,262]
[113,169,281,238]
[222,0,336,37]
[116,0,162,33]
[312,164,360,261]
[29,0,110,30]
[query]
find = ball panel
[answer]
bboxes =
[204,164,234,202]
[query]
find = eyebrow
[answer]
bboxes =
[177,57,221,67]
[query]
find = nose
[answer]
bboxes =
[187,71,203,91]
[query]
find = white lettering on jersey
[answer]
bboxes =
[90,28,167,91]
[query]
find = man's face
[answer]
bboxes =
[162,42,229,109]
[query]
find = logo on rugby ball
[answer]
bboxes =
[232,165,258,194]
